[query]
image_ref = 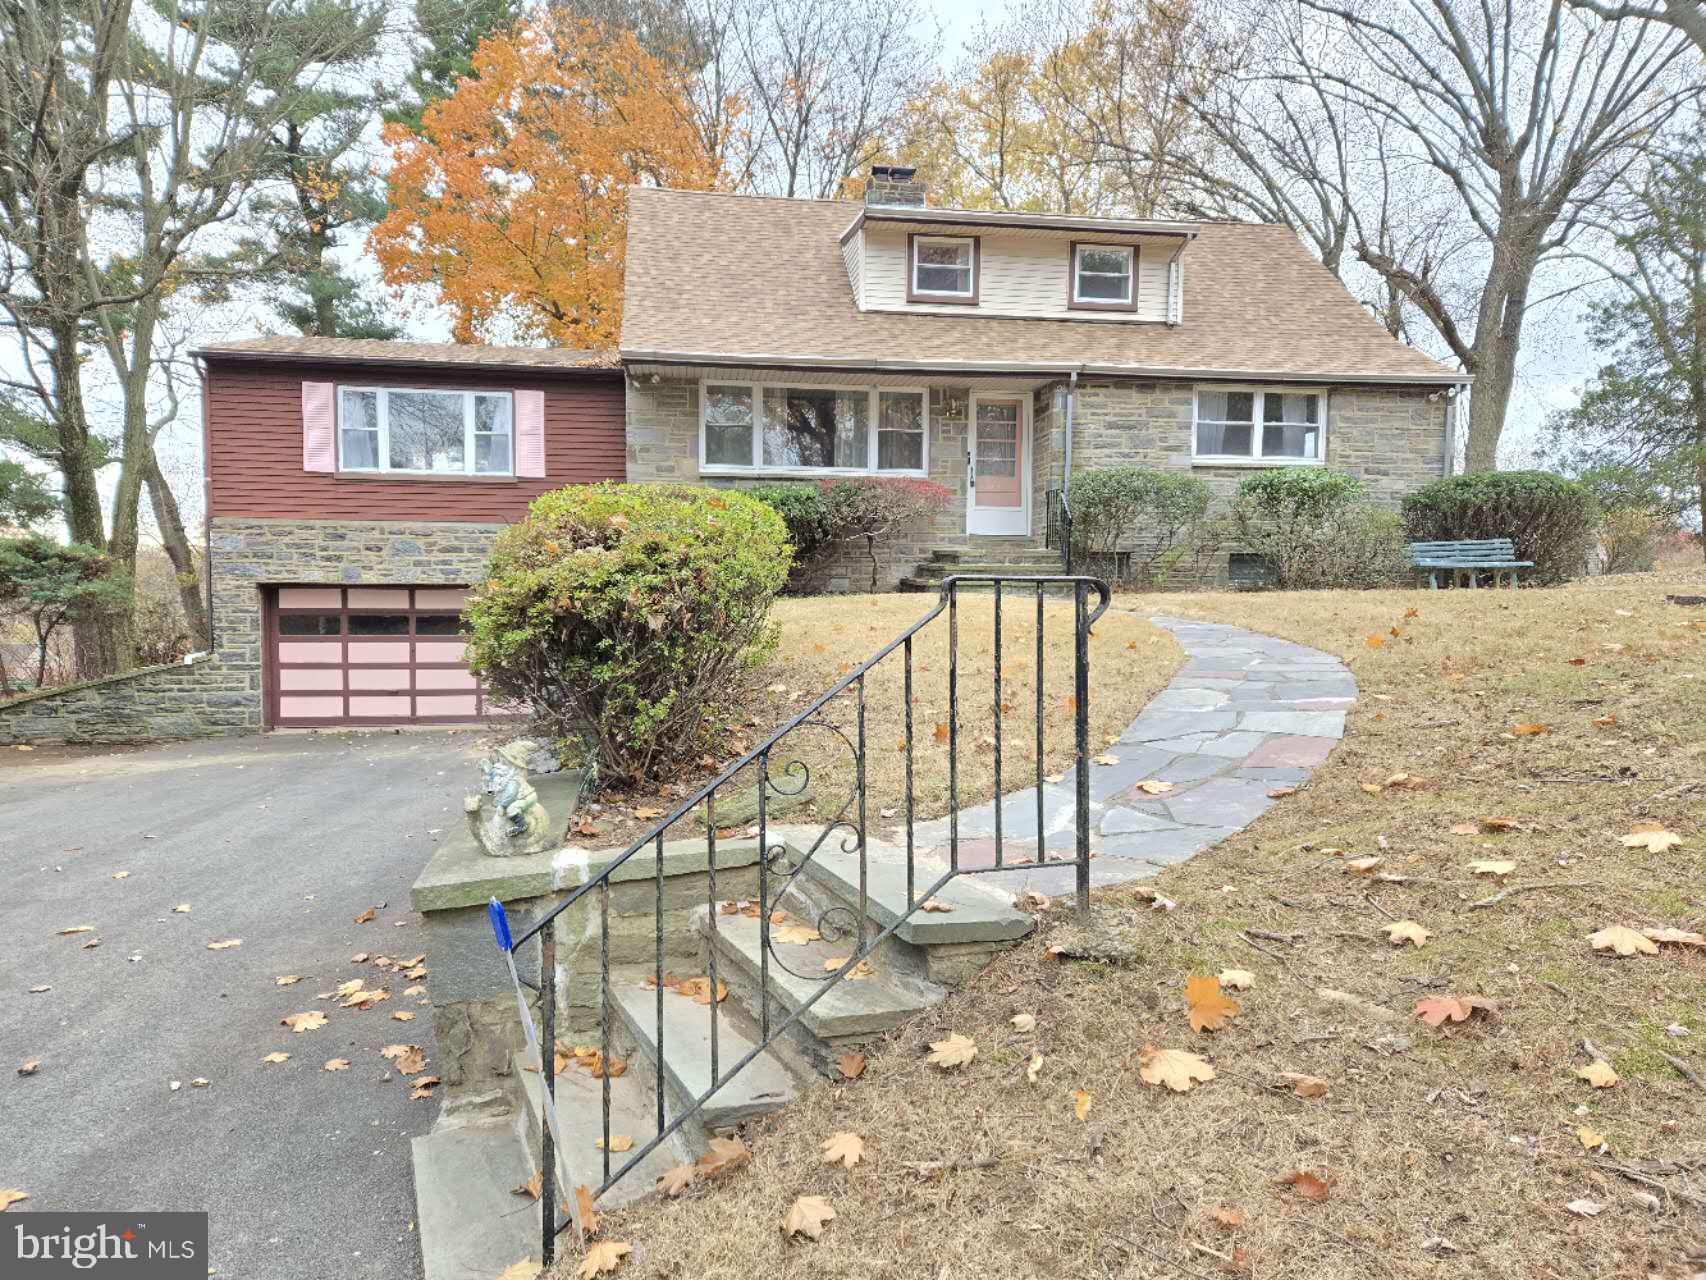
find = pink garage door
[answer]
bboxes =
[267,586,515,727]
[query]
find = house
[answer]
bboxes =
[0,168,1464,742]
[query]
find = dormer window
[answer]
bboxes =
[908,234,979,304]
[1070,243,1137,312]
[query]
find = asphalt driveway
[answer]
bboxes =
[0,731,487,1280]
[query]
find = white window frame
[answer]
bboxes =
[909,235,977,300]
[697,381,931,479]
[1191,384,1327,467]
[1071,243,1135,306]
[336,385,515,477]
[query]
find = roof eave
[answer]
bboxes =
[619,347,1472,386]
[838,207,1202,247]
[192,346,622,376]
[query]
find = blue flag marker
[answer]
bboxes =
[488,897,578,1234]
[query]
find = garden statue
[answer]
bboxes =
[466,739,555,857]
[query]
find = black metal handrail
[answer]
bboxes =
[503,575,1110,1265]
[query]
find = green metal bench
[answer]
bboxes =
[1405,538,1535,589]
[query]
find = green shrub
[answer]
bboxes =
[1066,467,1216,586]
[1401,471,1596,584]
[1228,468,1405,589]
[744,482,834,564]
[464,483,790,786]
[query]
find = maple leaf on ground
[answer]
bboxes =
[655,1164,699,1197]
[927,1032,978,1069]
[696,1135,750,1180]
[1010,1012,1037,1032]
[354,907,376,924]
[495,1260,541,1280]
[281,1011,327,1033]
[837,1052,866,1079]
[577,1240,632,1277]
[1589,925,1659,957]
[1133,779,1173,794]
[512,1171,543,1201]
[1184,975,1241,1033]
[1092,754,1120,766]
[1277,1072,1330,1098]
[0,1189,29,1211]
[1621,824,1683,853]
[322,1058,351,1071]
[261,1052,290,1065]
[673,976,729,1005]
[821,1131,865,1168]
[173,903,192,914]
[1576,1060,1618,1088]
[594,1135,634,1152]
[1343,856,1382,874]
[1137,1045,1214,1092]
[771,925,820,945]
[1577,1126,1607,1151]
[17,1061,40,1077]
[1381,920,1432,948]
[1468,860,1516,877]
[274,975,302,986]
[1218,969,1255,991]
[920,898,953,913]
[205,939,242,950]
[1413,996,1496,1027]
[1280,1170,1334,1202]
[392,1011,416,1022]
[573,1185,599,1236]
[1480,817,1520,831]
[1072,1089,1093,1121]
[1509,723,1548,736]
[781,1195,836,1240]
[1211,1205,1242,1228]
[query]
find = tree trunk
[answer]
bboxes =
[1462,250,1538,473]
[143,445,209,645]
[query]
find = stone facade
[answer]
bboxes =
[626,374,975,592]
[0,517,507,744]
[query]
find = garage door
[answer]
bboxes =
[267,586,506,727]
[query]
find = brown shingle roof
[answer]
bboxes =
[620,188,1464,384]
[194,336,619,372]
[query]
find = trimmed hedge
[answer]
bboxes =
[1228,468,1407,589]
[1401,471,1595,584]
[464,483,790,786]
[1066,467,1215,586]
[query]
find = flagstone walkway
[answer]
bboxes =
[899,615,1355,895]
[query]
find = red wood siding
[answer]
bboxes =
[205,358,626,521]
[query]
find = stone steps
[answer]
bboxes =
[412,1120,540,1280]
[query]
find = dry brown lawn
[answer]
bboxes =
[593,592,1179,843]
[554,568,1706,1280]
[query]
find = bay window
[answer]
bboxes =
[1193,387,1324,463]
[337,387,514,476]
[700,383,929,476]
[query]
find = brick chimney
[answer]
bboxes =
[864,164,926,207]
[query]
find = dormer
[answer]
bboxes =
[840,166,1198,325]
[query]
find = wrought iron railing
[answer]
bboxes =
[496,575,1110,1264]
[1045,488,1075,575]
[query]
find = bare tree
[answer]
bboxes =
[1190,0,1697,471]
[1566,0,1706,51]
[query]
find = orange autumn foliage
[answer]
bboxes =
[372,13,718,349]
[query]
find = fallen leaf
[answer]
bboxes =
[1267,785,1297,798]
[391,1011,416,1022]
[933,722,949,744]
[1642,926,1706,948]
[1134,779,1174,795]
[1576,1060,1618,1089]
[1278,1072,1330,1098]
[1014,891,1051,913]
[920,897,953,913]
[696,1135,750,1179]
[1592,713,1617,727]
[1210,1205,1242,1228]
[1025,1051,1045,1084]
[772,925,820,945]
[1589,925,1658,957]
[281,1011,327,1033]
[1577,1125,1606,1150]
[1010,1012,1037,1032]
[57,926,94,935]
[594,1135,633,1152]
[927,1032,977,1069]
[1072,1089,1093,1121]
[837,1052,866,1080]
[1382,920,1432,948]
[409,1075,441,1098]
[1138,1045,1215,1092]
[1092,754,1120,766]
[17,1061,40,1077]
[1365,633,1385,648]
[656,1163,698,1196]
[261,1052,290,1064]
[1481,817,1520,831]
[1385,772,1426,790]
[322,1058,350,1071]
[1468,860,1516,877]
[354,907,376,924]
[28,986,50,994]
[173,903,192,914]
[821,1131,864,1168]
[1184,975,1241,1033]
[1343,856,1382,874]
[0,1190,28,1211]
[1043,772,1065,784]
[1510,723,1548,736]
[577,1240,632,1277]
[1621,826,1683,853]
[1413,996,1495,1027]
[782,1195,836,1240]
[1218,969,1255,991]
[1360,782,1383,795]
[394,1048,428,1075]
[631,806,664,820]
[1565,1198,1603,1218]
[511,1171,543,1201]
[1281,1170,1333,1202]
[206,939,242,950]
[275,975,303,986]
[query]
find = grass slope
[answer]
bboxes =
[554,569,1706,1280]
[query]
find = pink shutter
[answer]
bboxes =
[301,381,336,473]
[515,389,546,477]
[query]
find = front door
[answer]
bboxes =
[967,398,1028,535]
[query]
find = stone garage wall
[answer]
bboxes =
[0,517,507,744]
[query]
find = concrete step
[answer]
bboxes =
[515,1049,697,1210]
[912,561,1066,578]
[700,909,945,1043]
[413,1121,541,1280]
[612,982,801,1129]
[786,833,1033,948]
[930,548,1059,565]
[899,574,1078,594]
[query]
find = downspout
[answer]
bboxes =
[1061,369,1079,574]
[1442,385,1460,477]
[194,355,214,652]
[1165,239,1187,326]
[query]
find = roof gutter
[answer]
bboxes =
[839,208,1202,247]
[190,348,622,377]
[622,349,1473,387]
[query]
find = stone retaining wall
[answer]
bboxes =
[0,656,253,744]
